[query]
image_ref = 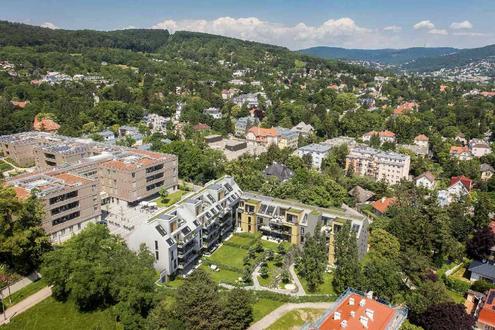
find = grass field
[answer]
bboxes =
[0,160,13,173]
[156,190,187,207]
[300,272,335,295]
[200,264,242,285]
[267,308,326,330]
[2,298,119,330]
[208,244,248,271]
[447,289,466,304]
[228,234,256,247]
[4,279,47,308]
[252,298,285,322]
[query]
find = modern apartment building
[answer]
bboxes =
[34,142,92,170]
[295,143,332,169]
[236,192,369,265]
[0,132,42,167]
[8,172,101,242]
[126,176,242,281]
[345,147,410,185]
[98,149,178,204]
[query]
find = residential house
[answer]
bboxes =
[474,289,495,329]
[143,113,170,134]
[348,186,375,204]
[468,261,495,283]
[345,147,410,185]
[470,139,492,158]
[304,288,408,330]
[203,107,222,119]
[118,126,143,146]
[481,163,495,181]
[276,127,299,149]
[414,134,429,149]
[33,115,60,133]
[393,101,418,115]
[295,143,332,169]
[450,146,472,160]
[291,122,314,137]
[263,163,294,182]
[221,88,239,100]
[322,136,358,150]
[437,176,472,207]
[10,100,30,110]
[362,131,396,144]
[415,171,436,190]
[237,192,369,265]
[246,127,278,147]
[97,130,116,144]
[371,197,396,216]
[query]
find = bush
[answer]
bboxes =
[471,280,495,293]
[260,265,269,279]
[442,275,470,294]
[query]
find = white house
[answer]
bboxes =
[295,143,332,169]
[437,180,469,207]
[203,107,222,119]
[415,171,436,190]
[470,139,492,158]
[291,122,314,137]
[362,131,396,144]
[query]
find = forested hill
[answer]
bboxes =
[298,46,458,65]
[402,44,495,72]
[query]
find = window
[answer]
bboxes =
[52,211,80,226]
[155,251,159,260]
[155,240,159,250]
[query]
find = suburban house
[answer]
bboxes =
[345,147,410,185]
[33,115,60,133]
[415,171,436,190]
[237,192,369,265]
[291,122,314,137]
[304,288,408,330]
[246,127,278,147]
[468,261,495,283]
[348,186,375,204]
[414,134,429,149]
[474,289,495,330]
[437,176,472,207]
[450,145,472,160]
[393,101,418,115]
[96,130,116,144]
[263,162,294,182]
[295,143,332,169]
[371,197,396,216]
[362,130,396,144]
[276,127,299,149]
[143,113,170,134]
[203,107,222,119]
[481,163,495,181]
[470,139,492,158]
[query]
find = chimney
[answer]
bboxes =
[349,297,355,306]
[360,298,366,307]
[365,309,374,320]
[366,291,373,300]
[334,312,341,320]
[381,197,386,203]
[360,316,369,328]
[340,320,348,328]
[350,311,356,318]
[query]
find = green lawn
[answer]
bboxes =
[252,298,285,322]
[300,272,335,295]
[0,160,13,173]
[228,235,256,247]
[267,308,326,330]
[447,289,466,304]
[200,264,242,285]
[156,190,186,207]
[164,276,184,288]
[2,297,119,330]
[4,279,47,308]
[208,245,248,271]
[451,266,471,283]
[258,261,285,289]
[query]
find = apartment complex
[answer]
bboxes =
[236,192,369,265]
[346,147,410,185]
[295,143,332,169]
[126,176,242,281]
[9,172,101,242]
[304,288,407,330]
[99,149,178,203]
[2,132,179,242]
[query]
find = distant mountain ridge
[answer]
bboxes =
[298,46,458,65]
[298,45,495,74]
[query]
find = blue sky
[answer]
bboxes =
[2,0,494,49]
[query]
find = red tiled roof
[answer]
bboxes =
[450,176,473,191]
[13,186,30,200]
[393,101,418,115]
[450,146,470,154]
[248,127,278,137]
[33,115,60,132]
[319,293,397,330]
[415,134,429,141]
[52,173,92,186]
[481,91,495,97]
[371,197,396,214]
[478,289,495,327]
[192,123,210,131]
[364,130,396,138]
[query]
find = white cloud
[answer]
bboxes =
[40,22,59,29]
[413,20,435,30]
[151,16,391,49]
[453,31,487,37]
[383,25,402,32]
[450,20,473,30]
[428,28,448,35]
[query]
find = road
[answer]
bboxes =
[248,302,334,330]
[0,286,52,326]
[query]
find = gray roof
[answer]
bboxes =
[469,260,495,280]
[348,186,375,203]
[263,163,294,181]
[481,163,495,173]
[298,143,332,154]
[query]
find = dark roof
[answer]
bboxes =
[481,163,495,173]
[469,260,495,281]
[348,186,375,203]
[263,163,294,181]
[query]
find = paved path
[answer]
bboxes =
[248,302,334,330]
[1,272,41,298]
[0,286,52,326]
